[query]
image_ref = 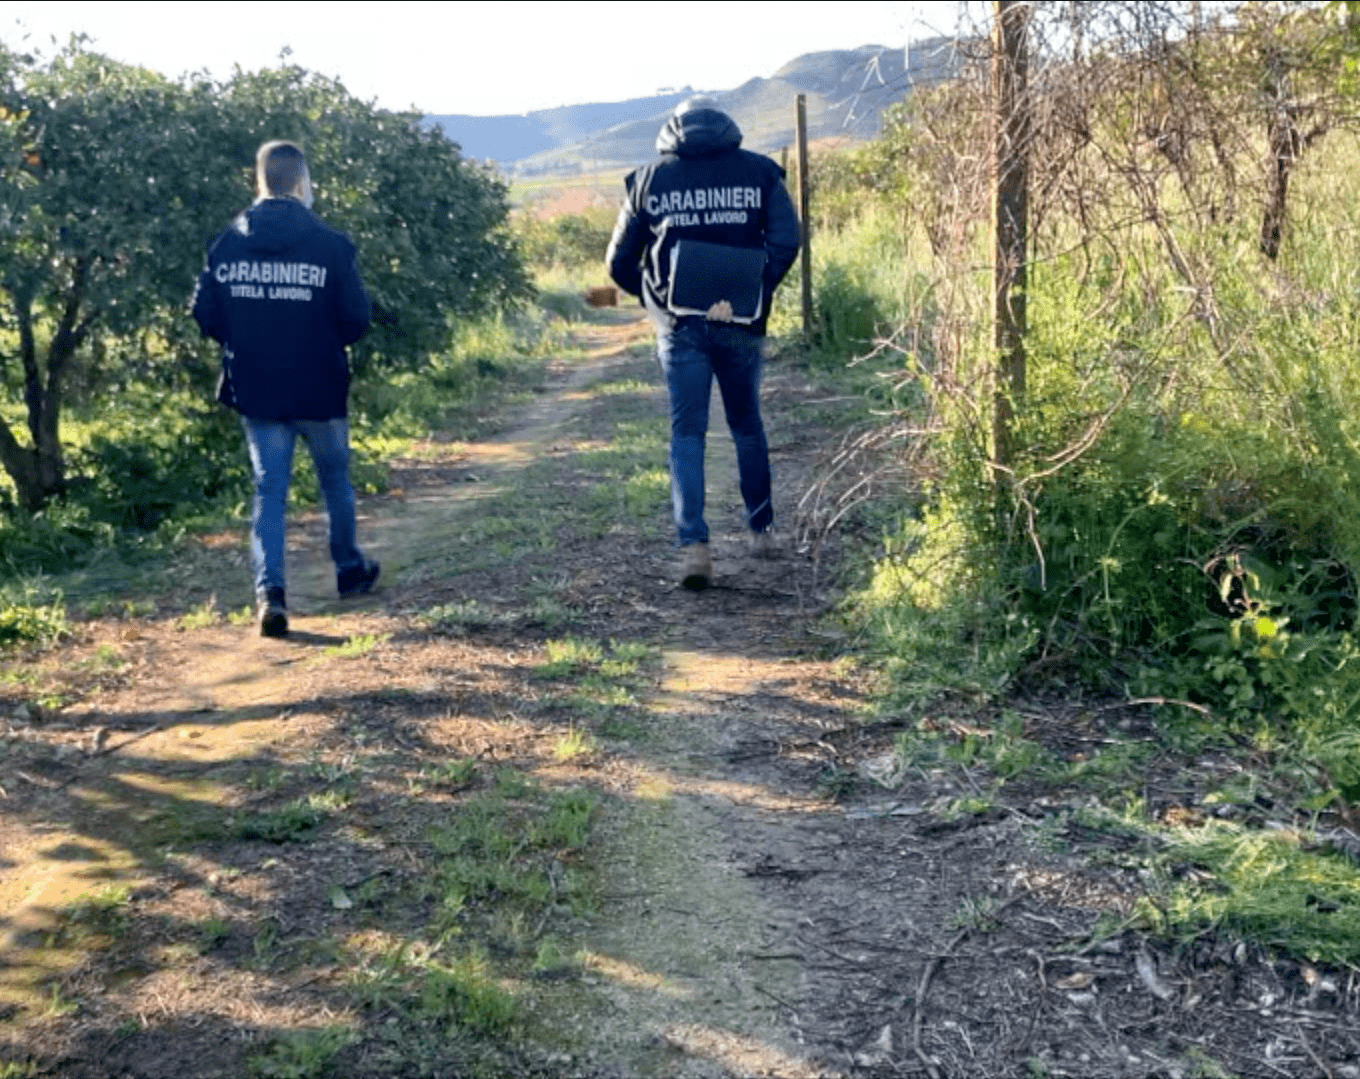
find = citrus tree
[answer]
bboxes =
[0,41,529,513]
[0,42,234,511]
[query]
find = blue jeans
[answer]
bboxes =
[242,417,366,598]
[657,321,773,547]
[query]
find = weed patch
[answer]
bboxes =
[411,758,479,794]
[174,596,221,631]
[1153,823,1360,966]
[322,633,388,660]
[552,726,598,762]
[248,1026,358,1079]
[234,796,331,843]
[0,586,69,649]
[417,952,517,1036]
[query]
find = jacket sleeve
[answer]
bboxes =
[763,175,801,291]
[605,173,646,299]
[334,242,372,346]
[190,257,225,344]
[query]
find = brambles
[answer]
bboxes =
[797,3,1360,974]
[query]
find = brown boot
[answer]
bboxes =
[680,543,712,591]
[749,529,778,559]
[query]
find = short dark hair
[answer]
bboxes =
[255,140,308,198]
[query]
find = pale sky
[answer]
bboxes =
[3,2,968,116]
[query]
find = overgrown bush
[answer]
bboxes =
[813,11,1360,940]
[511,207,617,270]
[74,392,247,531]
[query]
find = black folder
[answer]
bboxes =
[667,241,767,323]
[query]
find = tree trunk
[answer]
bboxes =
[0,420,44,513]
[1260,49,1299,262]
[1258,47,1328,262]
[0,258,92,511]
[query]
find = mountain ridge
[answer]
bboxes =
[426,38,957,174]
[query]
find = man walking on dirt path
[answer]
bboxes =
[606,96,801,591]
[192,140,380,638]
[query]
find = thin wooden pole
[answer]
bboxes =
[795,94,813,341]
[993,0,1029,476]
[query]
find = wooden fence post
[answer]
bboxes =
[993,0,1030,478]
[796,94,813,341]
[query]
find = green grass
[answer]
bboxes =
[530,638,657,743]
[248,1026,358,1079]
[419,599,498,632]
[1154,823,1360,966]
[174,596,221,631]
[587,378,652,397]
[534,637,605,679]
[321,633,388,660]
[428,782,596,920]
[885,695,1360,968]
[194,917,232,953]
[305,773,602,1072]
[419,594,580,635]
[234,796,331,843]
[552,726,598,762]
[417,952,518,1035]
[38,985,80,1019]
[51,885,135,950]
[78,642,127,672]
[411,758,479,794]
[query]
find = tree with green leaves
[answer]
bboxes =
[0,43,234,511]
[0,41,529,513]
[213,65,531,376]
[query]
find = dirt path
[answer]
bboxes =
[0,319,642,986]
[2,311,1358,1079]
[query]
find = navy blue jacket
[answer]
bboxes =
[606,106,801,336]
[192,199,371,421]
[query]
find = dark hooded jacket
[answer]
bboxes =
[192,198,371,421]
[605,105,800,336]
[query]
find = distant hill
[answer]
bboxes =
[427,91,695,164]
[427,39,958,175]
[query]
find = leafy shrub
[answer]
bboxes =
[0,587,69,649]
[74,397,247,531]
[511,208,616,269]
[0,504,117,577]
[815,262,884,359]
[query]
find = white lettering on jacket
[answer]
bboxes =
[656,211,749,229]
[645,187,762,217]
[215,261,328,288]
[227,284,314,301]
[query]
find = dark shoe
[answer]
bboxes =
[257,588,288,638]
[338,559,381,599]
[680,543,712,591]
